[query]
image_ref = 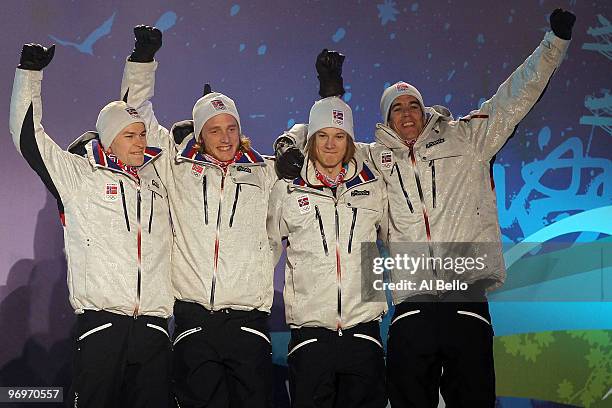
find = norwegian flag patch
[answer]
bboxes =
[104,182,119,201]
[125,107,141,118]
[191,164,204,178]
[396,82,409,92]
[297,194,311,214]
[332,110,344,126]
[380,151,393,170]
[211,99,227,111]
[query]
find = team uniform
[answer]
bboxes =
[10,67,174,408]
[268,97,388,407]
[121,60,277,407]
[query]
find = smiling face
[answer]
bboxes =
[388,94,425,141]
[200,113,240,161]
[308,127,353,176]
[107,122,147,166]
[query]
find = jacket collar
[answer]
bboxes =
[291,155,377,193]
[375,105,452,150]
[87,139,162,179]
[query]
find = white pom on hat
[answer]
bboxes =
[192,92,241,140]
[307,96,354,141]
[96,101,145,148]
[380,81,425,125]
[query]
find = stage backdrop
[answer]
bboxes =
[0,1,610,407]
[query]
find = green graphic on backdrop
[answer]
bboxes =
[496,330,612,407]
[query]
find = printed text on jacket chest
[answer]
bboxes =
[350,189,370,197]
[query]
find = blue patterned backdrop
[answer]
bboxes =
[0,1,610,407]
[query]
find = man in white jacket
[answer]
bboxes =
[9,40,174,407]
[120,26,277,408]
[275,8,576,407]
[268,96,388,407]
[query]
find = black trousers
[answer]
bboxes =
[68,310,172,408]
[287,321,387,408]
[172,301,272,408]
[386,295,496,408]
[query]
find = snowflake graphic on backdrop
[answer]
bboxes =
[377,0,399,26]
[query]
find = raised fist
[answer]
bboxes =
[129,25,162,62]
[315,49,346,98]
[550,8,576,40]
[18,43,55,71]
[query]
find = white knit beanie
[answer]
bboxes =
[192,92,241,140]
[380,81,425,125]
[96,101,145,148]
[307,97,354,141]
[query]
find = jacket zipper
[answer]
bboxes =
[347,207,357,254]
[119,180,131,231]
[229,184,241,227]
[210,172,225,310]
[202,175,208,225]
[408,146,436,276]
[334,204,343,336]
[148,190,154,233]
[134,185,142,317]
[393,163,414,213]
[314,205,329,255]
[429,159,436,208]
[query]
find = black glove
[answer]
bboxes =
[550,8,576,40]
[203,83,212,96]
[18,43,55,71]
[316,49,345,98]
[172,120,194,145]
[129,25,162,62]
[275,137,304,180]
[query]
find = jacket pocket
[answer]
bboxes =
[287,338,318,357]
[456,310,491,326]
[146,186,166,234]
[314,205,329,256]
[78,322,112,341]
[146,322,170,339]
[390,310,421,326]
[173,326,202,347]
[240,326,271,344]
[353,333,383,349]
